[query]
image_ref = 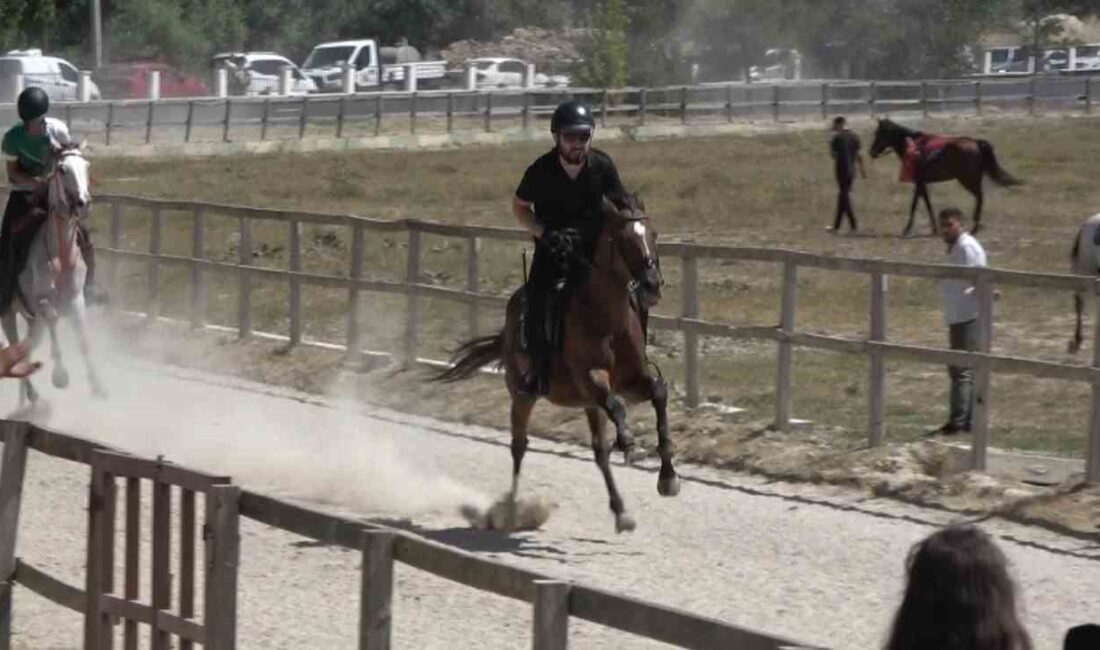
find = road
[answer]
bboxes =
[6,359,1099,649]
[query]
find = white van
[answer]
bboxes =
[301,39,447,91]
[0,49,100,102]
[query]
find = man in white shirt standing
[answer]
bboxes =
[934,207,987,435]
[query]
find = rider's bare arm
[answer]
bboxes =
[513,195,545,239]
[6,159,39,188]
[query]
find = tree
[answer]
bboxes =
[574,0,629,87]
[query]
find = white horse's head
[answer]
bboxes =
[49,144,91,219]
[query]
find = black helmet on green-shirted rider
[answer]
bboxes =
[511,99,628,395]
[0,86,100,311]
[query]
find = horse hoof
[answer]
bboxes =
[615,513,636,534]
[52,367,70,389]
[658,474,681,497]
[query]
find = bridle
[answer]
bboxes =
[606,210,661,304]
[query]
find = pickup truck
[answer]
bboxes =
[300,39,447,92]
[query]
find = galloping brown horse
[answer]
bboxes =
[435,194,680,533]
[869,119,1021,236]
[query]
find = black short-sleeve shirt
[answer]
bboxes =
[831,130,861,178]
[516,148,626,242]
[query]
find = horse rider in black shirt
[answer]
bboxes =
[512,100,627,396]
[829,115,866,233]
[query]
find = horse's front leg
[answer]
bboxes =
[69,299,107,398]
[39,301,69,389]
[648,376,681,497]
[1,311,37,404]
[920,183,935,233]
[904,186,920,237]
[1070,291,1085,353]
[583,368,635,533]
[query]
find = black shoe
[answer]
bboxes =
[925,423,970,437]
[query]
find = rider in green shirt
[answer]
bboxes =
[0,86,98,312]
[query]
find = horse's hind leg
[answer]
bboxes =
[971,187,984,234]
[585,406,634,533]
[70,301,107,398]
[649,376,681,497]
[920,184,935,234]
[1071,291,1085,353]
[503,396,535,530]
[904,187,920,237]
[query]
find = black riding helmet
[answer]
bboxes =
[550,100,594,134]
[17,87,49,123]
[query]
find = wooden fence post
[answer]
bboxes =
[109,200,123,298]
[1028,76,1037,116]
[83,460,116,650]
[921,82,929,119]
[772,84,781,122]
[522,91,531,130]
[124,477,140,650]
[975,80,982,116]
[532,580,570,650]
[152,463,170,650]
[145,101,156,144]
[336,96,347,138]
[147,205,163,320]
[359,530,394,650]
[191,206,206,329]
[222,99,232,143]
[485,92,493,132]
[969,275,995,471]
[404,227,422,367]
[0,422,30,650]
[374,94,383,137]
[466,235,480,338]
[1086,280,1100,484]
[289,219,302,345]
[447,93,455,133]
[346,221,365,363]
[726,83,734,123]
[105,103,115,146]
[868,81,877,119]
[260,98,271,141]
[298,97,309,139]
[409,92,417,135]
[868,273,887,446]
[775,261,798,431]
[184,101,194,143]
[821,82,830,121]
[680,86,688,124]
[237,217,252,339]
[205,485,240,650]
[64,103,73,132]
[638,88,647,125]
[1086,77,1093,115]
[600,89,609,128]
[179,487,196,650]
[682,251,700,408]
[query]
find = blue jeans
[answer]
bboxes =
[947,319,977,429]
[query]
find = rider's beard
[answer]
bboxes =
[559,143,588,166]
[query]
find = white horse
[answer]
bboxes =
[1069,213,1100,354]
[0,144,106,402]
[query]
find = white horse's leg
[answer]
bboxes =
[0,310,37,404]
[39,300,69,389]
[69,297,106,399]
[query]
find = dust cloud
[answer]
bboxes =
[1,315,489,518]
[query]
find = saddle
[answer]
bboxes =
[899,135,952,183]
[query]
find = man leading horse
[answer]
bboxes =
[1,86,99,313]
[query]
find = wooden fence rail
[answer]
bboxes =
[18,74,1098,147]
[0,423,811,649]
[94,193,1100,483]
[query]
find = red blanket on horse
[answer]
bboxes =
[899,135,951,183]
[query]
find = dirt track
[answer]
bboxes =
[4,354,1099,649]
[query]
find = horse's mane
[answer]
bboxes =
[880,119,924,140]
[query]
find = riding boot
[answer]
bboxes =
[518,286,549,396]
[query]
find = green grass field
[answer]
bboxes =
[89,114,1100,460]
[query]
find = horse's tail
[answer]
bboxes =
[977,139,1022,187]
[432,333,504,382]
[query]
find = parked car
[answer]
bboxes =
[94,62,207,99]
[1044,49,1069,72]
[0,49,100,102]
[210,52,316,96]
[1073,44,1100,70]
[749,48,802,82]
[301,39,447,91]
[986,46,1031,74]
[464,57,570,89]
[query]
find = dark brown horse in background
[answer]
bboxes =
[435,194,680,533]
[869,119,1021,236]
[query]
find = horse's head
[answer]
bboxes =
[605,193,662,309]
[869,118,909,159]
[49,143,91,219]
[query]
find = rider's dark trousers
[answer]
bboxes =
[833,173,857,231]
[523,247,568,388]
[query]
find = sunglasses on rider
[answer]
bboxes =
[561,131,592,143]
